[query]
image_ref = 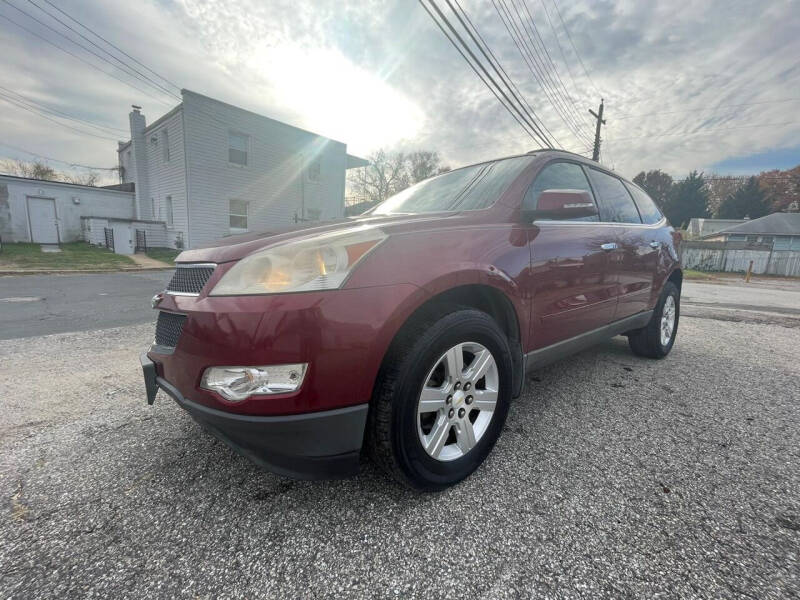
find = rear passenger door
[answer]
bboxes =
[585,168,651,319]
[526,161,618,350]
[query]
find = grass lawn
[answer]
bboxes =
[145,247,181,264]
[684,269,718,281]
[0,242,136,270]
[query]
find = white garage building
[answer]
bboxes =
[0,174,155,254]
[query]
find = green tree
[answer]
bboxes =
[664,171,709,228]
[716,176,771,219]
[632,169,673,209]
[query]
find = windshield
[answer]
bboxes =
[370,156,531,215]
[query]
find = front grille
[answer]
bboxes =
[166,264,215,295]
[154,311,186,348]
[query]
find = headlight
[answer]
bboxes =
[210,226,386,296]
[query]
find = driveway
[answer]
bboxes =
[1,288,798,598]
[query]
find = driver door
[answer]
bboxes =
[525,161,619,350]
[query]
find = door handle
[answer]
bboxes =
[649,241,661,248]
[600,242,618,251]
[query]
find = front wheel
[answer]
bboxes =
[368,308,513,491]
[628,280,680,358]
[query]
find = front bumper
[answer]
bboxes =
[141,354,368,479]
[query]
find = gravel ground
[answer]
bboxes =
[1,315,799,599]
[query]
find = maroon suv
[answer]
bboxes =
[141,150,681,490]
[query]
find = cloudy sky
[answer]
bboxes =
[1,0,799,184]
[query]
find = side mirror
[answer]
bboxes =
[531,189,598,220]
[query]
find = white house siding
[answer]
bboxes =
[181,91,347,249]
[0,175,134,243]
[143,107,188,249]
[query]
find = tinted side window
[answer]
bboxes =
[524,161,599,221]
[624,182,664,225]
[586,168,642,224]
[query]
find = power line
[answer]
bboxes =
[551,0,602,97]
[495,0,584,141]
[1,0,177,101]
[0,142,118,170]
[450,0,559,146]
[25,0,180,99]
[605,120,800,142]
[616,98,800,120]
[0,84,128,135]
[40,0,181,92]
[0,92,119,140]
[418,0,551,147]
[512,0,594,138]
[492,0,591,146]
[0,11,172,107]
[445,0,556,147]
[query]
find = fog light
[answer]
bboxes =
[200,364,307,401]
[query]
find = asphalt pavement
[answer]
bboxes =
[0,271,172,340]
[1,277,798,598]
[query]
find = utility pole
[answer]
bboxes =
[589,99,606,162]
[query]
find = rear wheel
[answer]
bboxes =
[368,308,513,491]
[628,281,680,358]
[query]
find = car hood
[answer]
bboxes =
[175,212,470,263]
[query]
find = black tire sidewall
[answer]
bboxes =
[392,311,513,489]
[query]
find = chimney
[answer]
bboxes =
[129,106,151,220]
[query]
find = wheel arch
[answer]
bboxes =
[373,283,525,402]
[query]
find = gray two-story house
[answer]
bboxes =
[117,90,367,250]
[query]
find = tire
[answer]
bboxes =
[628,281,680,359]
[368,307,513,491]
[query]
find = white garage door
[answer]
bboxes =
[28,197,59,244]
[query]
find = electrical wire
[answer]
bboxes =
[0,12,173,107]
[551,0,602,97]
[418,0,550,147]
[0,141,118,170]
[0,92,120,140]
[25,0,180,100]
[445,0,556,147]
[0,84,128,135]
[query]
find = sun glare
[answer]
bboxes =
[249,44,423,153]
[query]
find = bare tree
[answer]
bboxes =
[705,175,744,216]
[347,148,451,210]
[1,158,57,180]
[408,150,445,184]
[62,172,100,186]
[1,158,99,186]
[349,150,409,205]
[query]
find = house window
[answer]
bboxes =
[229,132,249,166]
[165,196,174,227]
[229,199,248,231]
[307,159,321,182]
[162,129,170,162]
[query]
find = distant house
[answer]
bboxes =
[117,90,368,250]
[702,212,800,250]
[686,218,747,239]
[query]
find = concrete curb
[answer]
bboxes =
[0,266,175,276]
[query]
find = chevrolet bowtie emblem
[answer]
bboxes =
[151,293,164,309]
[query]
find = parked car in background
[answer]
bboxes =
[141,149,682,490]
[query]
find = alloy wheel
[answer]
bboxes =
[416,342,499,461]
[660,295,676,346]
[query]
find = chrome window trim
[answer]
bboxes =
[534,217,667,229]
